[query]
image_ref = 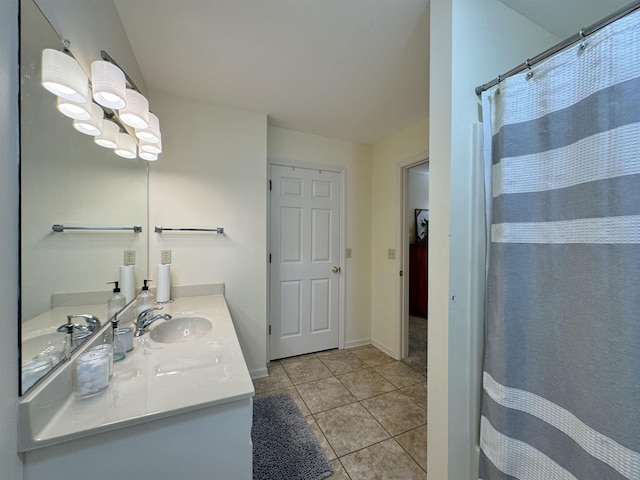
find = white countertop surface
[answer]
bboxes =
[20,294,254,451]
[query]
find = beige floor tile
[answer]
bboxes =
[306,416,337,461]
[401,381,427,410]
[296,376,357,413]
[314,402,389,457]
[351,345,396,367]
[361,390,426,435]
[320,352,368,375]
[340,438,427,480]
[374,361,426,389]
[395,425,427,471]
[252,364,293,394]
[282,357,333,384]
[328,459,351,479]
[337,368,396,400]
[254,386,310,416]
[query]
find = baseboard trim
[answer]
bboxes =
[250,367,268,380]
[343,338,371,349]
[371,338,400,360]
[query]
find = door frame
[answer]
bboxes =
[396,153,429,359]
[267,157,346,362]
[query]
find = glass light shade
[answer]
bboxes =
[72,103,104,136]
[91,61,126,109]
[114,133,137,159]
[119,89,149,129]
[139,151,158,161]
[140,138,162,155]
[94,120,120,148]
[56,97,92,120]
[41,49,89,103]
[135,112,160,144]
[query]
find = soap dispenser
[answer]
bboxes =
[135,279,154,317]
[111,314,126,362]
[107,281,127,320]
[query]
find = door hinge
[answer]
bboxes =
[268,325,271,335]
[399,270,403,277]
[269,253,272,263]
[269,180,272,191]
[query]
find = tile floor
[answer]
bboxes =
[253,344,427,479]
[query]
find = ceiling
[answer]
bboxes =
[113,0,430,145]
[113,0,629,145]
[499,0,631,38]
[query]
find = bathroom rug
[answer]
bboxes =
[252,392,333,480]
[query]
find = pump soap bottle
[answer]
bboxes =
[135,280,154,317]
[108,281,127,320]
[111,314,126,362]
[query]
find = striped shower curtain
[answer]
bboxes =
[479,9,640,480]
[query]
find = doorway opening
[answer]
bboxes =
[399,159,428,376]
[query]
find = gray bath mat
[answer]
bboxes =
[252,392,333,480]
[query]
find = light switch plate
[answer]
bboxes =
[346,248,352,259]
[388,248,395,260]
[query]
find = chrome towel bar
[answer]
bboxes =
[154,226,224,234]
[52,224,142,233]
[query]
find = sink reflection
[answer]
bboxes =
[149,316,212,344]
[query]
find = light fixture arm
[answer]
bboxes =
[100,50,141,94]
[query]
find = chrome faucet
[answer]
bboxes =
[66,314,101,332]
[135,307,172,337]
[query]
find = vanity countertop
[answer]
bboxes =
[19,294,255,451]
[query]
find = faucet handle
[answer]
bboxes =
[66,314,101,331]
[137,306,163,321]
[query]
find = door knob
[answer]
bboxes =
[331,266,341,273]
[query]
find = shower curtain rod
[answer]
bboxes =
[475,0,640,95]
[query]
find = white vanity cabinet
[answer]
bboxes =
[20,292,255,480]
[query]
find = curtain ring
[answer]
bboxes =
[525,59,533,80]
[579,29,588,50]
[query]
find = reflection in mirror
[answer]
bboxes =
[20,0,148,394]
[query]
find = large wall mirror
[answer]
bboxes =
[20,0,149,394]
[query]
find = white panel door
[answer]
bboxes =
[270,164,341,360]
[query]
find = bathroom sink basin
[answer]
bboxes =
[149,316,212,343]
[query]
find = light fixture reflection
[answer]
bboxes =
[72,102,103,136]
[135,112,160,144]
[41,49,89,103]
[91,60,126,109]
[119,89,149,129]
[114,133,137,159]
[57,97,92,120]
[94,120,120,148]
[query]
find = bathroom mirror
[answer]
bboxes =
[20,0,148,394]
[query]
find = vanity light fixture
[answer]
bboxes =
[114,133,137,159]
[41,48,89,103]
[56,96,92,120]
[41,43,162,161]
[119,89,150,129]
[139,138,162,155]
[72,102,103,136]
[135,112,161,144]
[94,120,120,148]
[139,151,158,161]
[91,60,127,109]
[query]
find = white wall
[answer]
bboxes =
[428,0,559,478]
[370,117,429,356]
[267,126,373,347]
[0,0,24,477]
[149,92,268,376]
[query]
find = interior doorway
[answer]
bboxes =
[400,160,428,376]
